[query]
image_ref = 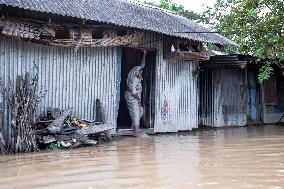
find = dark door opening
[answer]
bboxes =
[117,48,156,130]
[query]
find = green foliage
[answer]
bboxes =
[48,143,64,150]
[143,0,206,23]
[258,62,274,82]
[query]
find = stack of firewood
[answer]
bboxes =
[0,71,45,154]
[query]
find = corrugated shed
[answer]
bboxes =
[0,0,234,45]
[199,68,247,127]
[0,36,118,140]
[139,32,199,132]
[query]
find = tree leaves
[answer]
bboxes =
[143,0,207,23]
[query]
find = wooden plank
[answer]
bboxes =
[80,123,113,135]
[264,75,277,105]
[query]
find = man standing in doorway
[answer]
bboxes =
[125,49,147,136]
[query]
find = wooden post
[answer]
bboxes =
[95,99,105,124]
[74,24,83,52]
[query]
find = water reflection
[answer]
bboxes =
[0,125,283,189]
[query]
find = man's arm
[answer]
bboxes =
[141,49,147,66]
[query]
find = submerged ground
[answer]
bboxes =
[0,125,283,189]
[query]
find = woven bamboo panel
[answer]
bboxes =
[0,18,144,47]
[0,19,55,40]
[50,30,144,47]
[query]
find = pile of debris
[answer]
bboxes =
[36,107,113,150]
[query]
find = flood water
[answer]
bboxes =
[0,125,284,189]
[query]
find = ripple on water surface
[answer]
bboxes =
[0,125,284,189]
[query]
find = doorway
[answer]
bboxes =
[117,47,156,130]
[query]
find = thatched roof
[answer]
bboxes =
[0,0,235,45]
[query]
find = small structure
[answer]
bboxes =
[199,54,248,127]
[0,0,234,143]
[199,54,284,127]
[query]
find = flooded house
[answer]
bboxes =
[199,54,284,127]
[0,0,234,142]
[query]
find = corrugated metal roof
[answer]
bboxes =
[0,0,235,45]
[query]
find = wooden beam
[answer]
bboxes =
[74,24,83,52]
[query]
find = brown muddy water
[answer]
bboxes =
[0,125,284,189]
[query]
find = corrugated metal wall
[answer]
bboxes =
[155,59,199,132]
[199,68,247,127]
[0,31,200,136]
[0,36,118,140]
[212,69,246,127]
[139,32,199,133]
